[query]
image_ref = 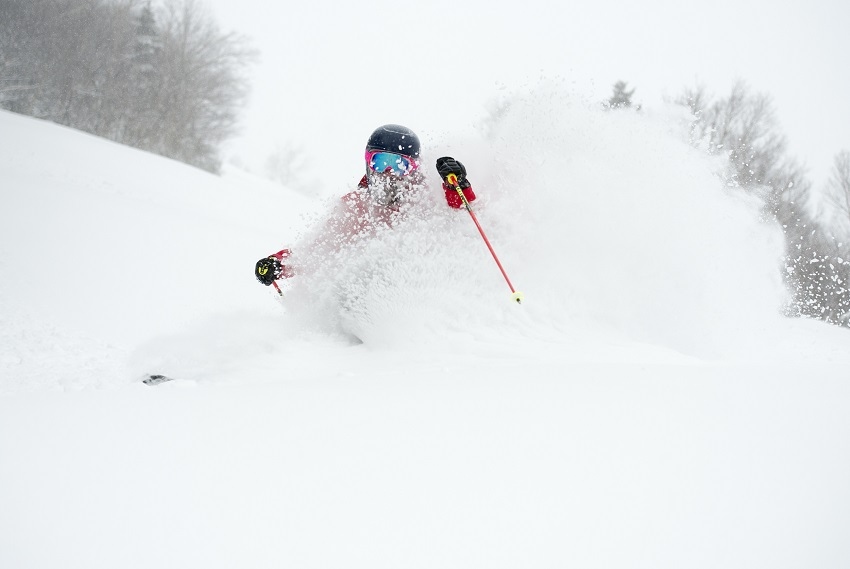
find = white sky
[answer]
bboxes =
[207,0,849,189]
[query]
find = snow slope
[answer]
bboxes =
[2,97,850,569]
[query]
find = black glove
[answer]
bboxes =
[255,257,282,286]
[436,156,471,188]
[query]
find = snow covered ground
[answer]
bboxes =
[2,96,849,569]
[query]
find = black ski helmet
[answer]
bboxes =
[365,124,420,158]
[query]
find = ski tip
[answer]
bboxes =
[142,373,176,386]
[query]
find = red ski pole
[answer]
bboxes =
[271,280,284,297]
[446,173,524,304]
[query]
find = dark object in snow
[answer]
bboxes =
[142,374,176,386]
[365,124,421,158]
[255,256,283,285]
[436,156,470,189]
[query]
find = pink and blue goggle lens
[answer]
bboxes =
[367,151,417,176]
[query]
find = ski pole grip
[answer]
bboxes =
[446,173,469,207]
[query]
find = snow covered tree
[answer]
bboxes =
[677,81,808,220]
[121,1,163,148]
[824,151,850,231]
[146,0,256,172]
[784,218,850,327]
[776,155,850,328]
[0,0,255,173]
[606,81,639,110]
[133,2,160,73]
[0,0,40,110]
[675,81,850,327]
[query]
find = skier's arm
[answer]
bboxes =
[254,249,295,286]
[436,156,476,209]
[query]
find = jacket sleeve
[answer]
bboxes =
[443,182,476,209]
[269,249,295,279]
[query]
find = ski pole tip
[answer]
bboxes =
[511,291,524,304]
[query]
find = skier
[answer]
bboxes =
[254,124,476,287]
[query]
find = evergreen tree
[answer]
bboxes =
[124,1,163,149]
[133,2,160,73]
[606,81,638,110]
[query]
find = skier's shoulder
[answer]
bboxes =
[340,176,369,205]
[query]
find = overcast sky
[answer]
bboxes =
[206,0,849,189]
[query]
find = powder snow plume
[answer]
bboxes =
[281,83,787,357]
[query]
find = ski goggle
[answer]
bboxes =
[365,151,418,176]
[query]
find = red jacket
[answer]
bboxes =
[268,175,476,279]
